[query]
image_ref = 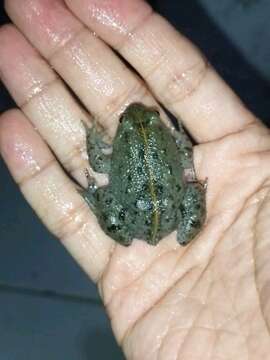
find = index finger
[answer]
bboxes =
[65,0,257,142]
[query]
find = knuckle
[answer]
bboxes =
[21,76,59,108]
[146,55,208,106]
[99,81,146,126]
[19,158,56,188]
[48,26,86,63]
[161,59,209,105]
[53,202,90,240]
[61,140,87,174]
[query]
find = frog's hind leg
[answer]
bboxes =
[98,189,134,246]
[83,121,112,173]
[177,182,206,246]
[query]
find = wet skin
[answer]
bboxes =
[81,103,206,246]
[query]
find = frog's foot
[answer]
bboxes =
[78,169,99,213]
[177,182,206,246]
[83,121,112,174]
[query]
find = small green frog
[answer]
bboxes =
[81,103,206,246]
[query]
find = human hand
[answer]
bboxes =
[1,1,270,359]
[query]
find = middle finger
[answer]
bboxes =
[5,0,156,134]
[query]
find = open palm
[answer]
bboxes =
[1,1,270,359]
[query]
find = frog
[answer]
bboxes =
[81,103,206,246]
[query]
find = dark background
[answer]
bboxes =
[0,0,269,359]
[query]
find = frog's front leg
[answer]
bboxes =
[79,171,99,214]
[83,122,112,173]
[177,182,206,246]
[171,123,194,170]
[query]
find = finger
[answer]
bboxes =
[64,0,258,142]
[0,109,113,281]
[5,0,158,135]
[0,24,92,184]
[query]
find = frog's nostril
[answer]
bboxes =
[119,115,124,123]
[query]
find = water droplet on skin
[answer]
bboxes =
[14,140,41,173]
[88,5,129,35]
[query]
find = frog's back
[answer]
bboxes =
[110,116,184,244]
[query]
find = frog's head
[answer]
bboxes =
[119,103,160,128]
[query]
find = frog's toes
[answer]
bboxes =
[78,170,99,212]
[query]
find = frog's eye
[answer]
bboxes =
[119,114,125,123]
[149,107,160,116]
